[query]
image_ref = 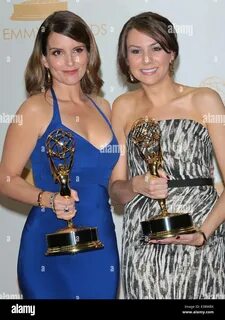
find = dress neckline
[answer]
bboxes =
[157,118,206,129]
[50,87,114,152]
[127,118,209,140]
[61,123,114,152]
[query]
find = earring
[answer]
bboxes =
[86,68,90,77]
[169,61,175,76]
[47,68,51,83]
[129,72,135,82]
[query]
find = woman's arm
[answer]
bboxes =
[0,96,78,220]
[150,88,225,246]
[198,89,225,238]
[0,98,45,205]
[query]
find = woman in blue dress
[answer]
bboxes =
[0,11,119,299]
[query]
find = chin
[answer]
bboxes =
[142,78,159,85]
[59,78,80,86]
[142,74,167,86]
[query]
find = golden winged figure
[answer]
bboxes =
[11,0,67,21]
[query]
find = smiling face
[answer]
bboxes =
[126,29,175,86]
[42,32,89,87]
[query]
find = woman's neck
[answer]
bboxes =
[141,77,180,108]
[51,82,86,103]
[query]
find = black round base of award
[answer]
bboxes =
[45,226,104,256]
[141,213,196,242]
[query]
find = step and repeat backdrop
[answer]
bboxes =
[0,0,225,298]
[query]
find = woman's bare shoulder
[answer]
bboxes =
[192,87,223,110]
[112,89,141,115]
[113,89,140,104]
[18,93,50,115]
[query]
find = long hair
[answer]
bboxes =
[25,10,103,96]
[117,12,179,83]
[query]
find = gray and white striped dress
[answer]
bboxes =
[122,119,225,299]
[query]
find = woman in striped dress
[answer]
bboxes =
[109,12,225,299]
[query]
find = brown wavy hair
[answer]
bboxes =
[117,12,179,83]
[25,10,103,96]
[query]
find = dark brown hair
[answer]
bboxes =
[25,10,103,95]
[117,11,179,83]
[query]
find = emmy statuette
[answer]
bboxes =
[45,128,104,255]
[130,117,196,241]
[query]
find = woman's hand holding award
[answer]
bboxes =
[130,117,196,241]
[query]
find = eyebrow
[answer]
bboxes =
[48,45,86,51]
[128,42,159,48]
[48,47,62,50]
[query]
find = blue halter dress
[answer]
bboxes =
[17,88,120,299]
